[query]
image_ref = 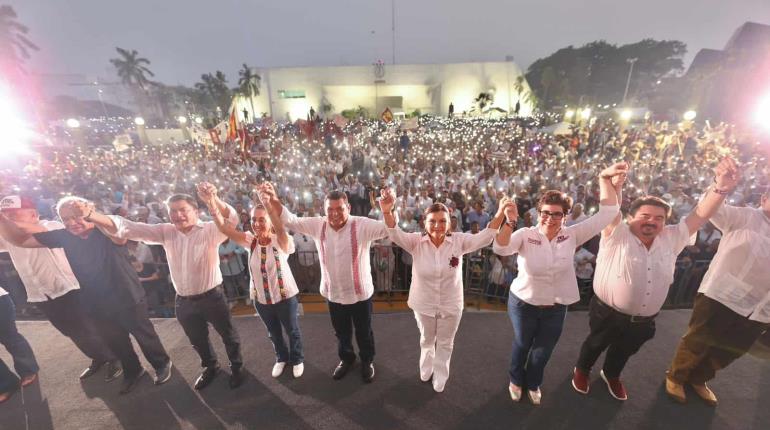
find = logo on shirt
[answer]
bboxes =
[556,235,570,243]
[528,238,542,245]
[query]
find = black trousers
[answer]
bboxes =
[576,296,656,378]
[328,298,375,363]
[36,290,116,363]
[91,299,170,378]
[175,287,242,370]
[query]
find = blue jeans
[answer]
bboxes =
[0,294,39,393]
[254,296,304,365]
[507,293,567,390]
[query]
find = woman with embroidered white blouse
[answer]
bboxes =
[206,195,305,379]
[493,162,627,405]
[379,188,513,393]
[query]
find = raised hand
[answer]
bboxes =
[600,161,630,179]
[70,199,94,219]
[495,196,513,217]
[714,157,739,191]
[378,187,396,213]
[196,182,217,206]
[503,200,519,223]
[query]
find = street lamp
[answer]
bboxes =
[622,57,638,105]
[683,110,697,121]
[66,118,80,128]
[134,117,145,126]
[194,117,203,125]
[581,108,592,121]
[177,116,188,124]
[564,110,575,120]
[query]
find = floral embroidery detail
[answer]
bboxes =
[449,256,460,268]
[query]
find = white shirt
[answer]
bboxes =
[293,233,319,266]
[593,222,693,317]
[109,205,239,296]
[698,205,770,322]
[493,204,619,306]
[246,233,300,305]
[388,227,497,316]
[0,286,7,297]
[281,206,388,304]
[0,220,80,302]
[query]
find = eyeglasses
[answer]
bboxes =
[539,210,565,220]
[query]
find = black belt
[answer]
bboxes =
[177,286,221,301]
[594,296,657,323]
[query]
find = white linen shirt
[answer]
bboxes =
[388,227,497,317]
[246,233,300,305]
[697,204,770,322]
[109,205,239,296]
[0,220,80,302]
[593,222,693,317]
[281,207,387,304]
[493,204,619,306]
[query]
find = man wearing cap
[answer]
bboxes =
[570,157,739,402]
[0,196,172,395]
[71,183,246,390]
[0,196,121,382]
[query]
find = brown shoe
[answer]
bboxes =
[665,377,686,404]
[691,383,718,407]
[20,373,38,387]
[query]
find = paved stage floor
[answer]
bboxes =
[1,310,769,430]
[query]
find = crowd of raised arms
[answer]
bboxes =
[0,114,768,409]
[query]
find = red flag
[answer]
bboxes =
[227,108,239,141]
[209,129,221,145]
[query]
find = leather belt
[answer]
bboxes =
[594,296,657,323]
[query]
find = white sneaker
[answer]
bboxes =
[508,383,522,402]
[432,378,446,393]
[528,388,542,405]
[271,362,286,378]
[292,363,304,378]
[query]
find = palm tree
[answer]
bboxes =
[110,47,155,90]
[0,5,38,74]
[237,63,260,122]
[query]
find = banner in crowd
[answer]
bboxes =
[112,134,133,152]
[381,107,394,123]
[400,117,419,130]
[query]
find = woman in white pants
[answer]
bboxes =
[379,189,512,392]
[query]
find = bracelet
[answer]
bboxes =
[710,185,731,196]
[504,220,517,230]
[84,210,93,221]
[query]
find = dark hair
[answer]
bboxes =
[325,190,349,202]
[537,190,573,214]
[424,203,450,216]
[166,194,198,209]
[628,196,672,218]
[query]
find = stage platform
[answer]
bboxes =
[1,310,769,430]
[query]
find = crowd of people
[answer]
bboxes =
[0,112,768,408]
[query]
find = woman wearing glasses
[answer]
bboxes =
[378,189,514,393]
[494,162,628,405]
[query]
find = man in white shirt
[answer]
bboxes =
[0,196,120,382]
[81,185,246,390]
[571,158,739,403]
[262,184,387,383]
[666,181,770,406]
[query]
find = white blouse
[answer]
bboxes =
[493,204,619,306]
[387,227,497,316]
[246,233,300,305]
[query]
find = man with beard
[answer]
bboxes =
[571,157,739,402]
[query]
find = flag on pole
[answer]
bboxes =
[227,108,239,141]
